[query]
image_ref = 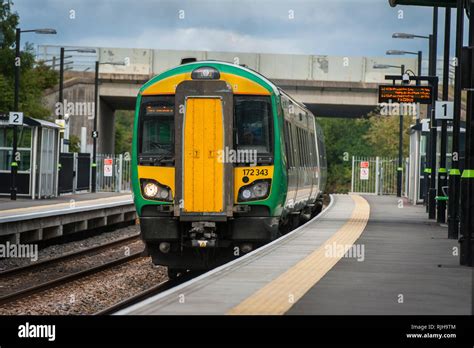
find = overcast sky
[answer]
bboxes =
[11,0,466,58]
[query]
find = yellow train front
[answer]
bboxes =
[132,61,327,277]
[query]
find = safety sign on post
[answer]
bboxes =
[360,161,369,180]
[104,158,113,177]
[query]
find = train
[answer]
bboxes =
[131,60,327,278]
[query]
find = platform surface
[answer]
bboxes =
[0,192,132,222]
[119,194,472,315]
[287,195,472,315]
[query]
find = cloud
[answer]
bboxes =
[11,0,447,57]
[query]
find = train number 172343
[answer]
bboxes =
[243,168,269,176]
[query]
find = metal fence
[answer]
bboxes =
[96,153,131,192]
[351,156,408,196]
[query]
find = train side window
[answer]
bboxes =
[303,129,308,167]
[290,123,298,167]
[307,132,312,167]
[305,131,312,167]
[311,133,317,166]
[297,128,304,167]
[283,120,293,168]
[295,127,300,167]
[300,129,305,167]
[300,129,306,167]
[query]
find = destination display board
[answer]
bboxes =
[378,85,433,104]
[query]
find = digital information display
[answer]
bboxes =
[378,85,433,104]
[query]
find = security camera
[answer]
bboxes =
[64,113,70,121]
[402,73,410,84]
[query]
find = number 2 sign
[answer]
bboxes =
[9,112,23,125]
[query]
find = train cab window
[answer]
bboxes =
[139,96,175,161]
[234,96,272,157]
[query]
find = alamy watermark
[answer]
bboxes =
[55,100,94,119]
[18,322,55,342]
[379,101,418,117]
[217,147,257,166]
[324,242,365,262]
[0,242,38,262]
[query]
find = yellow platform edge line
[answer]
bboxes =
[227,194,370,315]
[0,195,132,215]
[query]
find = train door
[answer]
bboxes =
[183,97,224,212]
[174,80,234,218]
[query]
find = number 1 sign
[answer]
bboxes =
[435,101,454,120]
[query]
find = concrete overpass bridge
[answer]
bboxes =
[40,46,417,154]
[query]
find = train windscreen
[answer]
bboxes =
[234,96,272,156]
[139,96,174,158]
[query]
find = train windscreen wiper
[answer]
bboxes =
[138,154,175,166]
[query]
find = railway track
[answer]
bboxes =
[0,234,140,277]
[97,270,201,315]
[0,235,144,306]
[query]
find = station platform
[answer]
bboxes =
[0,192,134,244]
[119,194,472,315]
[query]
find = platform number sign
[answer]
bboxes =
[104,158,113,177]
[9,112,23,126]
[360,161,369,181]
[435,101,454,120]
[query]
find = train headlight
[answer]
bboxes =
[141,180,173,202]
[159,188,169,200]
[238,179,271,202]
[144,182,158,198]
[242,189,252,200]
[252,181,269,198]
[191,66,220,80]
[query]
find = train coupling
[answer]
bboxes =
[189,222,217,248]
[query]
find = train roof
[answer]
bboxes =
[141,60,313,115]
[141,60,280,96]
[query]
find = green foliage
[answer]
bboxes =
[363,114,411,158]
[320,113,412,193]
[114,110,134,154]
[0,1,57,119]
[69,134,80,153]
[319,118,373,193]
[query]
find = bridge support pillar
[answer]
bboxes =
[98,99,115,154]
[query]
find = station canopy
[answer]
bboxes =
[389,0,458,7]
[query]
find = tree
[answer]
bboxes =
[319,112,412,193]
[319,117,373,193]
[114,110,134,154]
[364,113,411,158]
[69,134,80,153]
[0,0,57,119]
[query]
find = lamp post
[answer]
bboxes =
[11,28,56,201]
[373,63,406,197]
[386,50,423,86]
[91,60,126,193]
[393,24,439,219]
[447,0,465,240]
[437,7,452,224]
